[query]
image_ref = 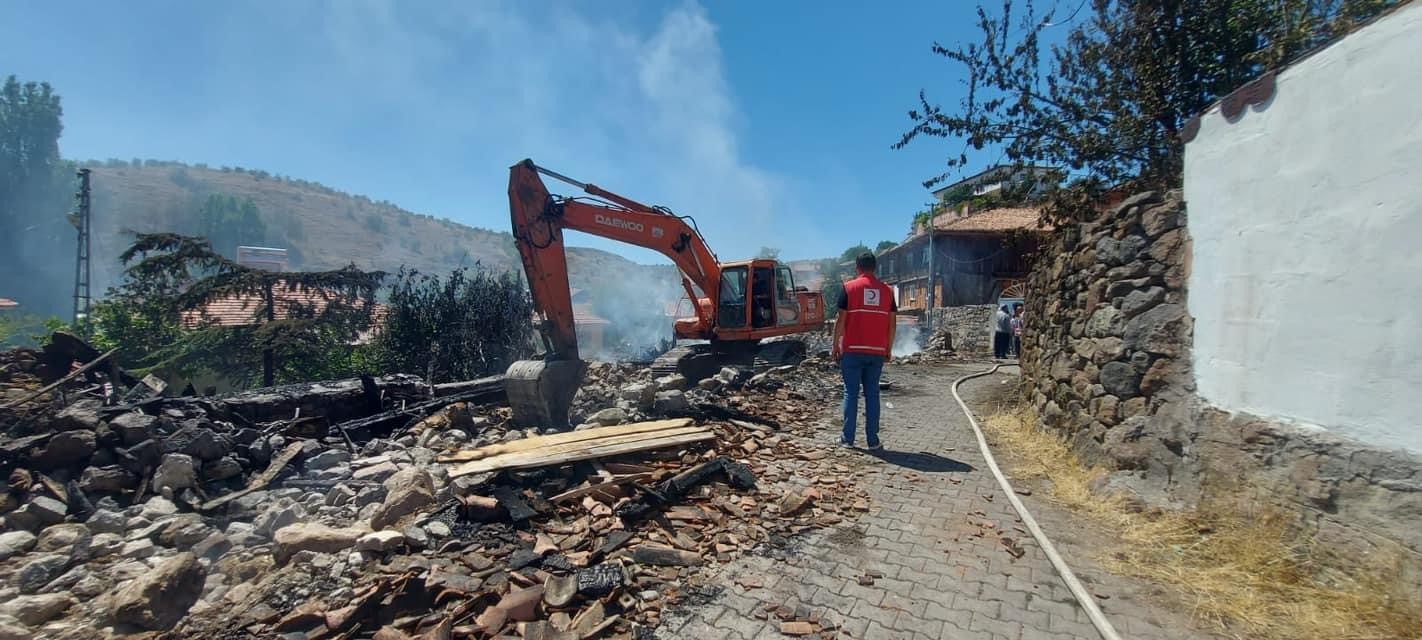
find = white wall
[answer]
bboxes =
[1184,3,1422,454]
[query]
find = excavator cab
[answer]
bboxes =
[717,261,801,330]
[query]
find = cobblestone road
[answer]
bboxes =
[657,363,1217,639]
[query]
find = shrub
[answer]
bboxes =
[372,267,534,383]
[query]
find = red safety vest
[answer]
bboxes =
[839,275,895,356]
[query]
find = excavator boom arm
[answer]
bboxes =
[509,159,720,360]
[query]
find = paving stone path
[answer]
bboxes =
[657,363,1218,639]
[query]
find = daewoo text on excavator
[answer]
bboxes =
[504,159,826,428]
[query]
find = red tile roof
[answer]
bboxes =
[180,287,385,340]
[937,207,1049,234]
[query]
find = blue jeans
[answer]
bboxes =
[840,353,884,447]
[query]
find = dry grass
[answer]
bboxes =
[981,405,1422,640]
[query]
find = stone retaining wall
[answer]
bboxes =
[924,305,995,355]
[1020,190,1422,591]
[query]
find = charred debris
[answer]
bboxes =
[0,332,872,639]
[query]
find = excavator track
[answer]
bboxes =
[649,344,720,382]
[650,339,808,383]
[753,339,808,370]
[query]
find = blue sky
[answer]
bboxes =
[0,1,1002,264]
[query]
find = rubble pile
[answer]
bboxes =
[0,347,43,402]
[1,342,111,426]
[0,337,868,639]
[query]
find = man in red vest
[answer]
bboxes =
[831,252,897,449]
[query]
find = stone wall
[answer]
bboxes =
[1020,191,1192,476]
[925,305,995,355]
[1020,190,1422,590]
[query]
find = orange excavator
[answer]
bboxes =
[504,159,826,427]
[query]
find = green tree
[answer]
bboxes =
[896,0,1398,223]
[817,245,873,319]
[875,240,898,253]
[756,246,781,260]
[936,183,974,209]
[839,244,872,263]
[373,267,534,384]
[93,233,384,387]
[198,194,268,256]
[0,75,73,316]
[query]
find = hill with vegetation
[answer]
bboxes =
[77,159,671,294]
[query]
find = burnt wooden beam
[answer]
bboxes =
[616,457,755,521]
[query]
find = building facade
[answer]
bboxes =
[878,207,1045,311]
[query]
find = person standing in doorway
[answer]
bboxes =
[994,304,1012,359]
[1011,304,1024,357]
[831,252,896,450]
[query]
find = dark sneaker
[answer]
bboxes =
[866,442,883,451]
[838,439,854,448]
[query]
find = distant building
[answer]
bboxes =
[880,167,1057,311]
[236,246,289,271]
[0,297,16,312]
[930,165,1058,205]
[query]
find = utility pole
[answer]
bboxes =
[71,168,93,332]
[925,201,938,310]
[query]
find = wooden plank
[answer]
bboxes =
[432,375,505,397]
[436,419,693,463]
[453,426,709,472]
[447,429,714,478]
[446,428,712,477]
[198,441,304,511]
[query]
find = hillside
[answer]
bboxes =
[77,160,673,293]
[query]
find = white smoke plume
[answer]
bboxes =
[892,322,923,357]
[580,265,682,362]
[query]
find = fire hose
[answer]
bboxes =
[951,363,1124,640]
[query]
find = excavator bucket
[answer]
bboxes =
[505,359,587,430]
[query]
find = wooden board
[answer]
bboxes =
[199,441,304,511]
[446,429,715,478]
[436,419,693,462]
[447,426,707,474]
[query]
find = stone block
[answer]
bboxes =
[111,552,206,630]
[1085,305,1123,338]
[1092,337,1125,364]
[0,531,37,562]
[1099,362,1140,397]
[1140,200,1181,237]
[273,523,365,564]
[153,454,199,494]
[1095,234,1148,267]
[109,412,159,445]
[0,593,76,626]
[370,476,435,530]
[1122,304,1188,357]
[1120,286,1164,318]
[1093,395,1120,426]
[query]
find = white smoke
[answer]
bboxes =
[580,265,682,362]
[892,322,923,357]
